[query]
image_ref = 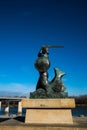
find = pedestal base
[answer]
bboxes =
[22,99,75,124]
[25,109,73,124]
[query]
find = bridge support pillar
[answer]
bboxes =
[0,101,1,109]
[5,102,9,114]
[18,101,22,114]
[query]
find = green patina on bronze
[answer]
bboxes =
[30,46,68,98]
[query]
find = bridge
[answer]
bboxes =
[0,97,23,100]
[0,97,26,114]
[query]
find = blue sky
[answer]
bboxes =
[0,0,87,96]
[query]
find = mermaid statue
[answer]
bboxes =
[30,45,68,98]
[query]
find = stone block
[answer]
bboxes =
[22,99,75,108]
[25,109,73,124]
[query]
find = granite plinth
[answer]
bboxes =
[22,99,75,124]
[22,99,75,108]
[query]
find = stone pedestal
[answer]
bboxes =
[22,99,75,124]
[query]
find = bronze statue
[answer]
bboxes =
[30,46,68,98]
